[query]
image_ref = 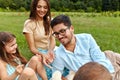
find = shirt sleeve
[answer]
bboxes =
[88,34,115,73]
[52,50,65,74]
[23,19,36,34]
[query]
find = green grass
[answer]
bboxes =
[0,12,120,60]
[71,16,120,52]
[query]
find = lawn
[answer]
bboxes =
[0,12,120,60]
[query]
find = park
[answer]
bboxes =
[0,12,120,59]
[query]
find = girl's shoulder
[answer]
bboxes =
[0,59,7,67]
[0,59,7,71]
[0,59,9,79]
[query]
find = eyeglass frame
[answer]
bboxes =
[52,28,69,37]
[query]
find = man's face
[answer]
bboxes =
[52,23,74,46]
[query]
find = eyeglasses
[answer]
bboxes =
[52,28,69,37]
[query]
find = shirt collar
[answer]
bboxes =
[60,44,74,54]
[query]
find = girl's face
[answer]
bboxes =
[36,0,48,19]
[4,38,17,54]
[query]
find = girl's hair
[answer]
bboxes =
[0,32,27,65]
[29,0,51,35]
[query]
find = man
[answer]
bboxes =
[50,14,115,80]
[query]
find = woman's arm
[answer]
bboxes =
[46,35,56,64]
[24,33,43,56]
[48,35,56,52]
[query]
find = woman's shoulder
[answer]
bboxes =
[24,19,36,25]
[24,19,37,29]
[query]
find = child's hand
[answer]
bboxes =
[15,65,24,75]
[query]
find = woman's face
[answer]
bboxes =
[36,0,48,19]
[4,38,17,54]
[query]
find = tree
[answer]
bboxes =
[0,0,12,8]
[9,0,25,10]
[111,0,119,11]
[24,0,32,11]
[102,0,111,11]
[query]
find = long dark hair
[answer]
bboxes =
[29,0,51,35]
[0,32,27,65]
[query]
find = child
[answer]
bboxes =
[0,32,47,80]
[73,62,112,80]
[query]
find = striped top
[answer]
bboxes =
[6,64,42,80]
[7,64,19,80]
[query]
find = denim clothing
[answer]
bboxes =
[38,48,52,80]
[38,48,69,79]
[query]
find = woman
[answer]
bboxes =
[23,0,55,79]
[0,32,47,80]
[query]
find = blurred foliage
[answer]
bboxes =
[0,0,120,12]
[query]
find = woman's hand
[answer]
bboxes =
[37,50,55,68]
[41,53,53,68]
[47,50,55,64]
[35,53,52,68]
